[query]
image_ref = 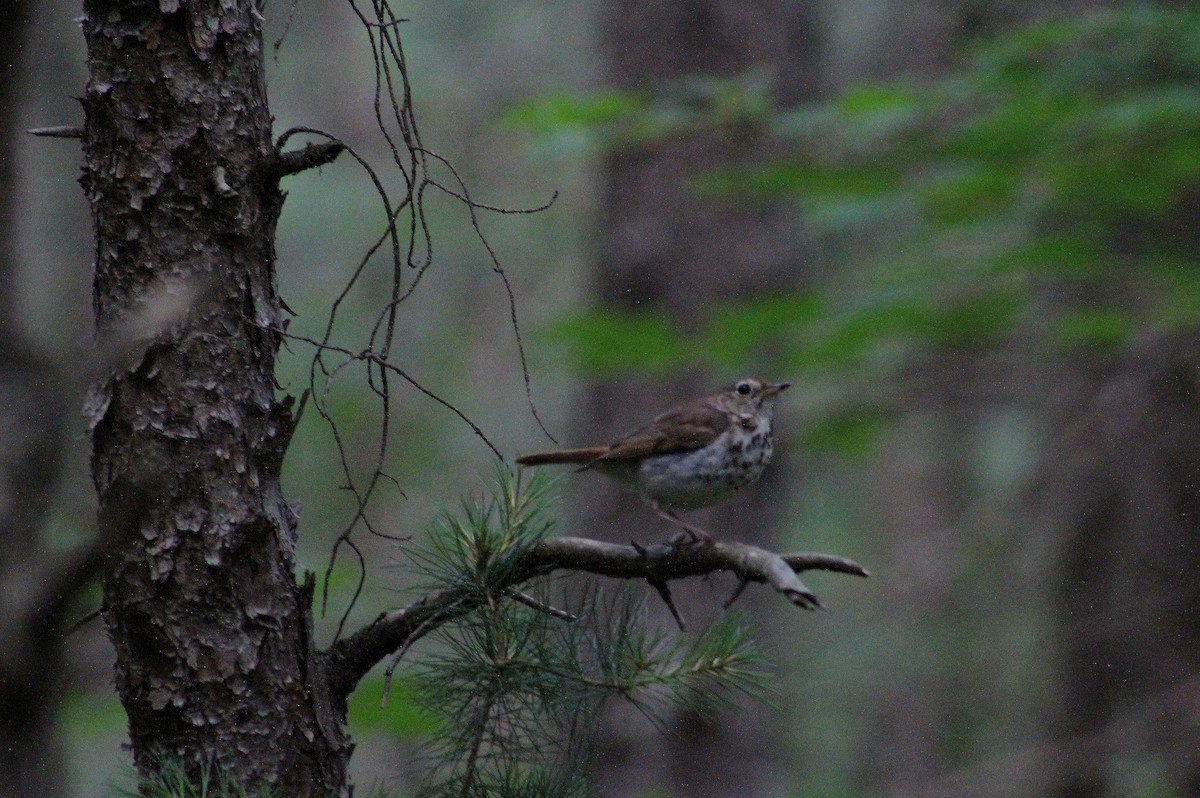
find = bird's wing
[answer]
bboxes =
[594,401,730,462]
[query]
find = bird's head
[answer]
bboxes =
[723,377,790,416]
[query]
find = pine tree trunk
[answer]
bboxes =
[1047,301,1200,797]
[82,2,351,793]
[0,2,73,795]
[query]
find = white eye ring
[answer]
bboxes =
[736,381,752,395]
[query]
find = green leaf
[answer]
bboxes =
[1053,308,1135,349]
[915,289,1022,347]
[830,84,926,141]
[62,689,127,738]
[543,309,691,376]
[1149,256,1200,329]
[802,407,891,456]
[834,84,922,117]
[921,163,1019,225]
[702,293,823,369]
[347,675,440,740]
[985,235,1102,278]
[794,298,923,371]
[499,90,648,137]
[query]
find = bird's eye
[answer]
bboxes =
[736,381,752,395]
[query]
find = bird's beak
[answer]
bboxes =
[764,382,791,397]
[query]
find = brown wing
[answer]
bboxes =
[593,401,730,463]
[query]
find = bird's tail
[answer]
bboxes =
[516,447,608,466]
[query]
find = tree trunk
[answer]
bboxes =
[0,1,74,795]
[1046,338,1200,796]
[828,4,1108,793]
[82,2,351,793]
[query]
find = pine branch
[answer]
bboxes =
[323,536,867,699]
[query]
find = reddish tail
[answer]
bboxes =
[516,447,608,466]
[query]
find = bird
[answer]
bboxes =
[516,377,790,543]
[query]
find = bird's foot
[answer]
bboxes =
[651,505,715,548]
[667,528,713,550]
[667,531,691,549]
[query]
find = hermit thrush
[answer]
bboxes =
[516,377,790,542]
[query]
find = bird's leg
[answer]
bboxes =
[651,504,713,546]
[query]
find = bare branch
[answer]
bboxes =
[323,536,868,699]
[27,540,108,645]
[261,140,346,183]
[650,579,687,631]
[28,125,83,139]
[504,586,578,622]
[326,587,463,699]
[723,577,750,609]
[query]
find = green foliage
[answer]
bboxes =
[501,68,775,156]
[519,6,1200,455]
[403,471,769,797]
[62,689,127,738]
[347,675,440,740]
[113,756,275,798]
[800,406,892,458]
[704,293,824,369]
[413,467,558,596]
[542,293,825,375]
[546,308,691,376]
[1053,307,1136,350]
[504,90,648,134]
[747,5,1200,355]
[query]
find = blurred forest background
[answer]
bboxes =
[6,0,1200,796]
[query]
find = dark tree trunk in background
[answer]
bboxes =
[839,3,1200,796]
[0,0,32,348]
[587,3,821,796]
[81,2,351,793]
[0,2,74,796]
[1044,336,1200,793]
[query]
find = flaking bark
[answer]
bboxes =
[82,2,350,793]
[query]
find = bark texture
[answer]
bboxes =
[81,2,350,793]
